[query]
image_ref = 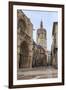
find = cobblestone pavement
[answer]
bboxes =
[17,66,58,80]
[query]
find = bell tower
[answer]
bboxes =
[37,20,47,49]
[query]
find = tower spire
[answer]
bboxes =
[40,19,43,28]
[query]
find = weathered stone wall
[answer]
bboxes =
[51,22,58,68]
[32,42,47,67]
[17,10,33,69]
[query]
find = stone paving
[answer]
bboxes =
[17,66,58,80]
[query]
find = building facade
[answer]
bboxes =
[17,10,33,69]
[51,22,58,68]
[32,41,47,67]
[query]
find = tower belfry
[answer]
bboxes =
[37,20,47,49]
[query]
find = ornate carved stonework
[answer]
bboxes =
[17,10,33,69]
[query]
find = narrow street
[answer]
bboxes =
[17,66,58,80]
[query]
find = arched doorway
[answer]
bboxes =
[19,41,29,68]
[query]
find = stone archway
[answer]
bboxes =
[19,41,29,68]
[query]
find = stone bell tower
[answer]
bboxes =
[37,20,47,49]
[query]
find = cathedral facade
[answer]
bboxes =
[17,10,33,69]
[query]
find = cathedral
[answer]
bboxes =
[17,10,47,69]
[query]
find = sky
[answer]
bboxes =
[22,10,58,51]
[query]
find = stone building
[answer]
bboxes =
[32,41,47,67]
[17,10,48,69]
[51,22,58,68]
[37,45,47,66]
[37,20,47,50]
[17,10,33,69]
[32,20,47,67]
[36,20,47,66]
